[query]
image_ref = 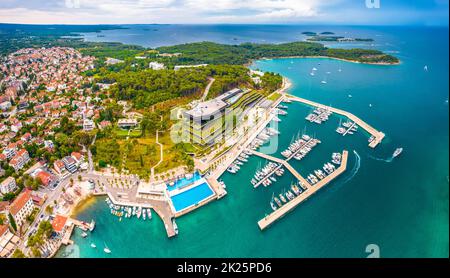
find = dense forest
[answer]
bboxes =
[96,65,253,109]
[156,41,399,65]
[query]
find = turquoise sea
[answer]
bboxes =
[57,25,448,258]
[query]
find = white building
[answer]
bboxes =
[9,190,34,228]
[149,62,166,70]
[62,156,78,173]
[0,177,17,195]
[174,64,208,71]
[117,118,138,129]
[83,119,95,131]
[0,101,11,111]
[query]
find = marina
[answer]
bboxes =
[251,161,285,188]
[55,26,449,258]
[305,107,333,124]
[258,150,349,230]
[336,119,358,136]
[281,133,321,161]
[288,96,385,148]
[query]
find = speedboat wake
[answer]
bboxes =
[341,150,361,184]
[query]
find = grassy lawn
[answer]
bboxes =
[267,92,281,101]
[113,127,143,138]
[95,130,193,178]
[120,138,158,177]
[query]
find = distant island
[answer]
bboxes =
[307,36,374,42]
[156,41,398,65]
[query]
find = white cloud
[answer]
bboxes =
[0,0,446,25]
[0,0,333,24]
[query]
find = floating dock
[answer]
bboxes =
[257,150,348,230]
[288,96,385,148]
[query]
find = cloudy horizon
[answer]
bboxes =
[0,0,448,26]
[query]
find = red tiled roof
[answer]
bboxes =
[37,171,54,186]
[0,224,8,237]
[71,152,82,160]
[17,149,28,157]
[51,215,68,233]
[9,189,32,216]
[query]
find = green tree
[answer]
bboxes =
[8,213,17,232]
[12,249,26,258]
[31,247,41,258]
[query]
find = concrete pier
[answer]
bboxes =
[288,96,385,148]
[257,150,348,230]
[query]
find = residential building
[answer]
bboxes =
[0,224,17,258]
[83,119,95,131]
[0,177,17,195]
[53,160,67,176]
[36,170,58,187]
[71,152,84,165]
[0,101,11,111]
[2,143,17,160]
[9,189,34,228]
[9,149,30,171]
[62,156,78,173]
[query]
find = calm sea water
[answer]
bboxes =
[57,25,449,258]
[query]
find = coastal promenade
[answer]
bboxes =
[288,96,385,148]
[257,150,349,230]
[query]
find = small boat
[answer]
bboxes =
[393,148,403,158]
[279,193,287,203]
[270,201,277,211]
[424,65,428,71]
[321,80,327,84]
[104,243,111,254]
[147,209,152,219]
[173,219,179,235]
[81,232,88,238]
[90,243,96,248]
[274,197,282,207]
[312,67,317,71]
[348,94,352,98]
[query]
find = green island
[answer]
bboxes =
[307,36,374,42]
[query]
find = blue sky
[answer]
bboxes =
[0,0,448,25]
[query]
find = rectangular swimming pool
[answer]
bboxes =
[170,181,215,212]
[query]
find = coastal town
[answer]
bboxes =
[0,39,384,257]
